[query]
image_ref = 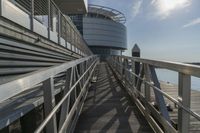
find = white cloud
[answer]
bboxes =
[151,0,191,19]
[132,0,143,17]
[183,18,200,28]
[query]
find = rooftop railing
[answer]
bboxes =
[1,0,92,56]
[108,55,200,133]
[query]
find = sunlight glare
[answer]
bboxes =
[161,0,189,11]
[153,0,191,18]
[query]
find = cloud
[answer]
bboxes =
[151,0,191,19]
[183,18,200,28]
[132,0,143,17]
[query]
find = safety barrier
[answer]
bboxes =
[0,55,99,133]
[108,56,200,133]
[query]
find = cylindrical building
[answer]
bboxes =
[69,4,127,59]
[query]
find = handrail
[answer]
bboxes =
[34,56,99,133]
[108,55,200,133]
[0,55,99,133]
[111,58,200,121]
[118,55,200,77]
[0,56,97,103]
[88,4,126,24]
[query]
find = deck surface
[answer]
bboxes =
[159,82,200,133]
[75,62,153,133]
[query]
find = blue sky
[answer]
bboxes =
[88,0,200,62]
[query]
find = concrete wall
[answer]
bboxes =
[83,17,127,49]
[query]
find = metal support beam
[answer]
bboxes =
[120,57,123,76]
[107,55,200,133]
[48,0,51,39]
[124,58,129,85]
[149,66,171,124]
[58,10,61,44]
[30,0,34,31]
[144,64,151,101]
[131,59,136,87]
[58,68,73,130]
[178,73,191,133]
[136,64,144,92]
[43,78,57,133]
[74,67,77,99]
[0,0,2,16]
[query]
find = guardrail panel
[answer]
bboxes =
[107,55,200,133]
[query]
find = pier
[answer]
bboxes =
[0,0,200,133]
[160,82,200,132]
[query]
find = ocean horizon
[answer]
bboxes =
[156,69,200,91]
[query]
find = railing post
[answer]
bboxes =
[122,58,126,81]
[124,58,128,84]
[144,64,151,101]
[118,57,122,75]
[58,68,72,130]
[58,10,61,44]
[0,0,2,16]
[116,57,119,73]
[48,0,51,39]
[131,59,136,87]
[178,73,191,133]
[43,77,57,133]
[135,64,144,92]
[149,66,171,123]
[30,0,34,31]
[114,57,117,69]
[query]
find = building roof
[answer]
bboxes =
[54,0,88,14]
[88,4,126,24]
[132,44,140,52]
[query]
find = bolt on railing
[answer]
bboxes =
[107,55,200,133]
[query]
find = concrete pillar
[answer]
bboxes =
[132,44,140,83]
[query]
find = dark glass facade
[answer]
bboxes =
[69,14,83,35]
[68,5,127,60]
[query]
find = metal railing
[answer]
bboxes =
[107,55,200,133]
[4,0,92,56]
[0,55,99,132]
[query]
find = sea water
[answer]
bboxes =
[156,69,200,91]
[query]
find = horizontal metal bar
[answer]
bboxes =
[109,63,166,133]
[109,57,200,122]
[0,29,80,59]
[118,56,200,78]
[0,51,65,63]
[0,67,45,76]
[0,60,59,67]
[59,62,97,133]
[34,58,98,133]
[0,44,73,61]
[0,56,97,103]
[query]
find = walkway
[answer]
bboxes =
[75,62,153,133]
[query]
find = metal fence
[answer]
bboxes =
[107,56,200,133]
[0,55,99,132]
[7,0,92,56]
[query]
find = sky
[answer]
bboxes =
[88,0,200,62]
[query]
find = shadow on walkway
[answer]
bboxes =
[75,62,153,133]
